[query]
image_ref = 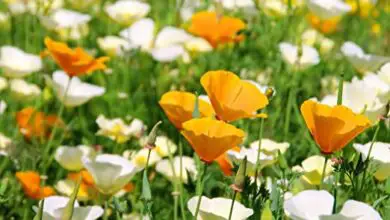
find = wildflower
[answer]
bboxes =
[40,9,91,41]
[33,196,104,220]
[55,145,96,171]
[187,196,254,219]
[16,107,64,139]
[120,18,196,62]
[130,148,161,169]
[216,0,255,10]
[181,118,245,163]
[378,63,390,85]
[0,133,12,156]
[16,171,55,200]
[353,142,390,181]
[279,42,320,70]
[139,135,177,157]
[294,155,334,186]
[44,37,109,77]
[188,11,246,47]
[97,36,133,57]
[0,100,6,115]
[96,115,146,143]
[0,77,7,92]
[301,100,371,154]
[250,139,290,157]
[259,0,288,17]
[346,0,377,18]
[0,46,42,78]
[306,14,340,34]
[55,170,98,201]
[52,71,105,107]
[341,41,390,74]
[82,154,138,195]
[105,0,150,26]
[284,190,382,220]
[10,79,41,100]
[156,156,198,184]
[159,91,215,129]
[228,147,274,176]
[371,23,381,36]
[200,70,268,122]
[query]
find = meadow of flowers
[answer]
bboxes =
[0,0,389,219]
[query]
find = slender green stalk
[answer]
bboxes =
[360,124,380,193]
[145,149,152,171]
[253,116,265,185]
[320,156,329,189]
[178,141,187,220]
[228,191,238,220]
[104,200,109,220]
[193,163,208,220]
[337,73,344,105]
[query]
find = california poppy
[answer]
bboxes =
[66,170,98,200]
[16,107,64,140]
[215,147,240,176]
[201,70,268,122]
[306,14,340,34]
[181,118,244,163]
[188,11,245,47]
[16,171,55,200]
[159,91,215,129]
[44,37,109,77]
[301,100,371,154]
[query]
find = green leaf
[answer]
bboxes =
[261,200,273,220]
[61,176,82,220]
[385,178,390,194]
[142,171,152,201]
[33,199,44,220]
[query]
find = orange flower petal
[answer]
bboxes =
[181,118,244,162]
[201,70,269,122]
[16,171,54,200]
[215,153,234,176]
[159,91,215,129]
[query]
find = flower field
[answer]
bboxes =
[0,0,389,219]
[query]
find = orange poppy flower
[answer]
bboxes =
[301,100,371,154]
[67,170,98,200]
[188,11,246,47]
[181,118,245,163]
[215,147,240,176]
[44,37,109,77]
[159,91,215,129]
[306,14,340,34]
[200,70,269,122]
[16,171,55,200]
[16,107,64,140]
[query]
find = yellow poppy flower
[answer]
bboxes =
[301,100,371,154]
[44,37,109,77]
[181,118,244,163]
[159,91,215,129]
[188,11,245,48]
[200,70,268,122]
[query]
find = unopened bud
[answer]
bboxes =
[145,121,162,149]
[231,156,247,192]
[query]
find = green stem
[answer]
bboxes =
[178,141,187,220]
[320,156,329,189]
[228,191,238,220]
[337,73,344,105]
[360,124,380,194]
[104,199,109,220]
[193,163,208,220]
[253,116,265,187]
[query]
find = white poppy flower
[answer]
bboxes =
[378,63,390,85]
[341,42,390,74]
[0,46,42,78]
[82,154,138,195]
[156,156,197,183]
[40,9,91,40]
[279,42,320,70]
[284,190,334,219]
[184,37,213,53]
[353,142,390,181]
[362,73,390,100]
[153,136,177,157]
[97,36,133,57]
[0,133,12,156]
[131,148,161,169]
[188,196,254,220]
[52,71,105,107]
[0,100,6,115]
[216,0,255,10]
[250,138,290,155]
[7,0,63,15]
[228,147,274,175]
[259,0,288,17]
[285,190,382,220]
[10,79,41,100]
[307,0,351,20]
[55,145,96,171]
[96,115,145,143]
[0,77,8,92]
[319,38,335,54]
[119,18,195,62]
[33,196,103,220]
[105,0,150,26]
[302,29,322,46]
[296,155,333,186]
